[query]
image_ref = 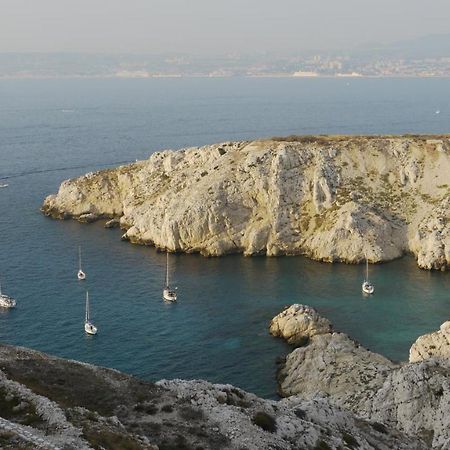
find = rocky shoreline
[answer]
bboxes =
[42,135,450,270]
[270,304,450,449]
[0,339,430,450]
[0,307,449,448]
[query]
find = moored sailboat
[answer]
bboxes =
[362,257,375,295]
[84,291,97,335]
[163,251,177,302]
[0,279,16,308]
[78,246,86,280]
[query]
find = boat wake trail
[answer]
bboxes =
[0,159,133,181]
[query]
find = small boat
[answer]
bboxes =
[0,184,8,188]
[77,246,86,280]
[362,257,375,295]
[163,251,177,302]
[0,279,16,308]
[84,291,97,335]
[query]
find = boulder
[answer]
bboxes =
[269,304,332,345]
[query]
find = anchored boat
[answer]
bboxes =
[84,291,97,335]
[362,257,375,295]
[0,279,16,308]
[77,246,86,280]
[163,252,177,302]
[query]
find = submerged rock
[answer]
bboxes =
[41,135,450,269]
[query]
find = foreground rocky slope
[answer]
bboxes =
[0,343,425,450]
[271,305,450,449]
[42,135,450,270]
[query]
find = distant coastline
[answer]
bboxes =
[3,73,450,80]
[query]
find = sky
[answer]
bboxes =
[1,0,450,54]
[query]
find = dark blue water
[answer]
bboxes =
[0,78,449,398]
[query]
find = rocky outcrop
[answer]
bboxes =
[273,306,450,448]
[269,304,332,345]
[410,320,450,362]
[0,343,425,450]
[42,135,450,270]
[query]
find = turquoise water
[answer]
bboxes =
[0,78,449,398]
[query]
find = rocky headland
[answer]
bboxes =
[42,135,450,270]
[271,304,450,449]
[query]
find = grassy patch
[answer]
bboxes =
[178,405,204,421]
[83,429,142,450]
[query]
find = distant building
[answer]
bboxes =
[292,70,319,77]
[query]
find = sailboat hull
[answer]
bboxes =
[362,282,375,294]
[78,270,86,280]
[85,322,97,335]
[163,288,177,302]
[0,294,16,308]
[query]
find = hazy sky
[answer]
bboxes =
[1,0,450,54]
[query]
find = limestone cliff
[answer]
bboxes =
[42,135,450,270]
[271,306,450,449]
[0,343,424,450]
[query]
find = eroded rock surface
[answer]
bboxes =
[42,135,450,270]
[273,306,450,448]
[410,320,450,362]
[0,343,425,450]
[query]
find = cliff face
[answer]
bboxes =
[42,135,450,269]
[271,305,450,449]
[0,343,424,450]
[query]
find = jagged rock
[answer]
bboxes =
[41,135,450,270]
[273,305,450,448]
[269,304,332,345]
[78,213,98,223]
[104,218,120,228]
[0,343,426,450]
[410,320,450,362]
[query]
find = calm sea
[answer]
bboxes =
[0,77,449,398]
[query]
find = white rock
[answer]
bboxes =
[42,136,450,270]
[269,304,332,345]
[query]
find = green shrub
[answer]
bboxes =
[161,404,174,413]
[342,431,359,449]
[314,440,332,450]
[252,411,277,433]
[371,422,387,434]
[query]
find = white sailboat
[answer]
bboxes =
[84,291,97,335]
[0,279,16,308]
[163,252,177,302]
[362,257,375,295]
[77,246,86,280]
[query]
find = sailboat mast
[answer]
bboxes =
[366,258,369,280]
[85,291,89,322]
[79,246,82,271]
[166,252,169,287]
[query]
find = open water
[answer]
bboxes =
[0,77,449,397]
